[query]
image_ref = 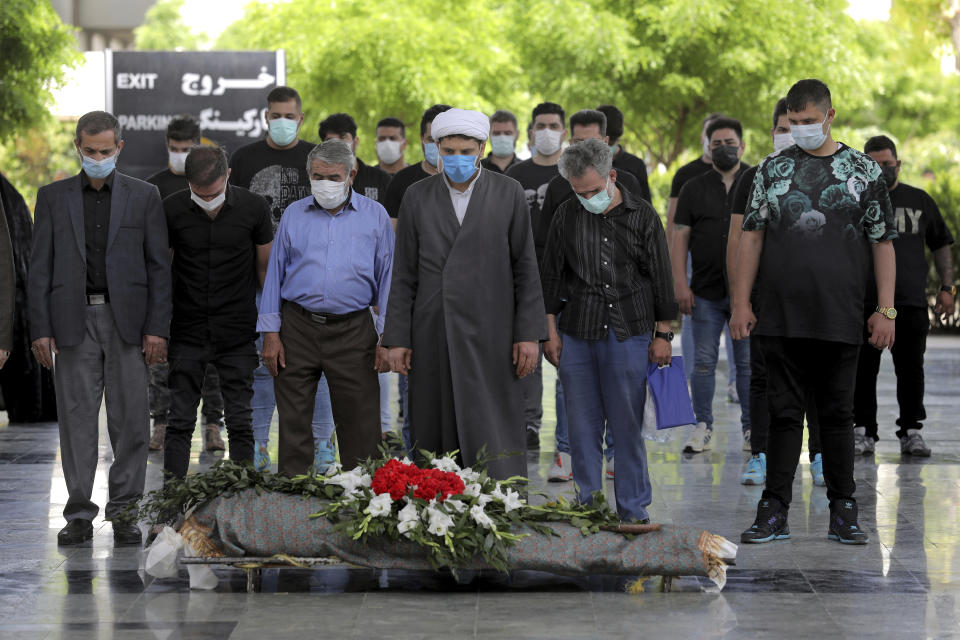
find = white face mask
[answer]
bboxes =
[168,150,189,174]
[790,116,830,151]
[772,132,795,153]
[190,187,226,212]
[534,128,563,156]
[376,140,403,165]
[311,179,349,210]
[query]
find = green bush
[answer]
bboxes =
[925,172,960,332]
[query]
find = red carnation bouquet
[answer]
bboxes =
[371,458,465,502]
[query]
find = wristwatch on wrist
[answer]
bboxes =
[654,330,674,342]
[941,284,957,296]
[876,305,898,320]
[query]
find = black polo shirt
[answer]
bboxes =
[81,171,113,295]
[480,153,520,174]
[146,168,189,200]
[674,163,752,300]
[165,185,274,348]
[353,159,392,205]
[612,148,651,202]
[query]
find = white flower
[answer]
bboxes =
[364,493,393,518]
[398,519,418,538]
[457,468,480,483]
[397,501,420,523]
[791,209,827,236]
[400,457,412,465]
[426,507,455,537]
[325,468,372,494]
[477,494,494,507]
[463,483,482,498]
[491,483,524,512]
[431,456,461,472]
[443,498,467,513]
[470,504,496,530]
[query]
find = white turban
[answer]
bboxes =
[431,108,490,142]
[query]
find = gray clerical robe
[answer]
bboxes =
[383,170,547,479]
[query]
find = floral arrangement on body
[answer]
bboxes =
[139,448,631,572]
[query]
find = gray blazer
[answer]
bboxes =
[0,198,13,351]
[28,172,171,348]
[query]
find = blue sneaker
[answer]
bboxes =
[314,439,336,474]
[740,453,766,485]
[254,440,270,472]
[810,453,825,486]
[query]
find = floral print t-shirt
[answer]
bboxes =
[742,143,896,345]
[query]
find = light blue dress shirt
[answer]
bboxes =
[257,192,394,334]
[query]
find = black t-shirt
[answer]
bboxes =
[383,163,430,218]
[669,157,714,198]
[480,153,520,174]
[165,185,274,348]
[535,169,646,263]
[353,159,392,205]
[146,168,189,200]
[865,182,954,309]
[730,164,759,215]
[675,164,752,300]
[505,159,559,234]
[613,148,651,202]
[742,143,897,345]
[228,139,313,229]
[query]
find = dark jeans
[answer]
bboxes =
[149,361,224,425]
[853,306,929,440]
[750,334,821,460]
[757,336,859,507]
[164,339,257,479]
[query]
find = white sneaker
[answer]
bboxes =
[605,457,615,480]
[727,382,739,403]
[547,452,573,482]
[742,429,752,452]
[683,422,712,453]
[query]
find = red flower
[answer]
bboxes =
[371,459,465,502]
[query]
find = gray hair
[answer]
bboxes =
[306,138,355,176]
[558,138,612,180]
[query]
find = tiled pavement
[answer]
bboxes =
[1,336,959,638]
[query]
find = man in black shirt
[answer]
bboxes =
[319,112,392,205]
[597,104,651,203]
[145,115,226,454]
[507,102,567,449]
[383,104,452,221]
[542,139,676,523]
[673,116,751,454]
[375,117,409,175]
[163,146,273,479]
[853,135,955,457]
[481,110,521,174]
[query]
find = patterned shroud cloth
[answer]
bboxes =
[188,490,737,590]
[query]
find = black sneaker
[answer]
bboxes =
[828,499,869,545]
[526,426,540,449]
[741,498,791,544]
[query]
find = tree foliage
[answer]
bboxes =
[0,0,79,142]
[134,0,206,51]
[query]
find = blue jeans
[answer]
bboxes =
[252,331,335,443]
[690,295,751,431]
[559,330,653,522]
[554,377,613,458]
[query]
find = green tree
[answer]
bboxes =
[0,0,79,142]
[134,0,206,51]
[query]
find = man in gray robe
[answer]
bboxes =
[384,108,547,480]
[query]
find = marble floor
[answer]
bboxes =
[2,337,960,638]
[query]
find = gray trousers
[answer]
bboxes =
[54,304,149,522]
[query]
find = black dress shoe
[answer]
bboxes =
[58,519,93,545]
[113,522,143,546]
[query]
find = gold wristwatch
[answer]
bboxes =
[941,284,957,296]
[876,305,897,320]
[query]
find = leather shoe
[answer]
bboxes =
[57,519,93,545]
[113,522,142,546]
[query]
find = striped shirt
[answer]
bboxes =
[541,187,677,340]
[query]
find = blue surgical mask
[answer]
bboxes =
[609,143,619,155]
[577,179,612,215]
[490,135,515,157]
[268,118,299,147]
[81,153,117,179]
[423,142,439,167]
[441,154,479,183]
[790,116,829,151]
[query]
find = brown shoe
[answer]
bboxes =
[204,423,225,451]
[149,422,166,451]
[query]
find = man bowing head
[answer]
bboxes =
[384,108,547,479]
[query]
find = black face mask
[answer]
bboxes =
[712,145,739,171]
[881,165,898,188]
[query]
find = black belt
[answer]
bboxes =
[86,293,109,305]
[285,301,366,325]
